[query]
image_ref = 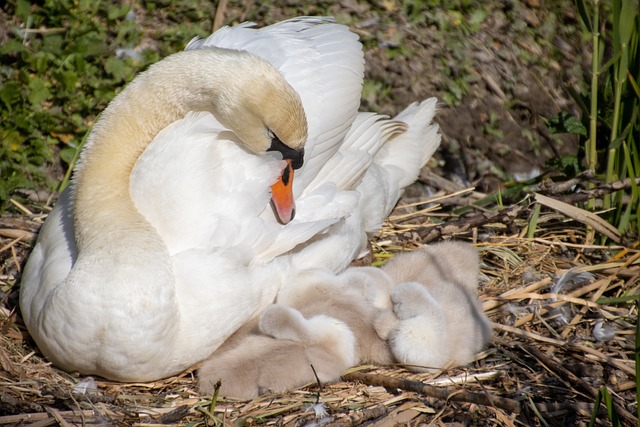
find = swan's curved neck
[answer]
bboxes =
[71,48,297,250]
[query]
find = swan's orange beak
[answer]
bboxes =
[271,160,295,224]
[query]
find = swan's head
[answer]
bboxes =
[220,53,307,164]
[205,50,308,224]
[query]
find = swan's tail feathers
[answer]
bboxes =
[306,113,407,194]
[355,98,440,232]
[376,97,440,190]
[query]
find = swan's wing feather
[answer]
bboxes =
[131,112,355,266]
[253,185,360,265]
[375,98,440,191]
[306,113,406,193]
[130,112,283,256]
[187,17,364,193]
[357,98,441,230]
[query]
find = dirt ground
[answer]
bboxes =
[354,0,582,192]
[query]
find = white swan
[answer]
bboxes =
[20,17,441,382]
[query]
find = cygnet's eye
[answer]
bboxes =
[267,132,305,170]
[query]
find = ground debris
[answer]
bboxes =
[1,188,637,426]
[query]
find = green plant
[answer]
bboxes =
[549,0,639,238]
[589,386,622,426]
[584,0,638,235]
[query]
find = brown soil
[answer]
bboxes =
[354,1,583,192]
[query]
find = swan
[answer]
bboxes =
[199,241,491,399]
[20,17,441,382]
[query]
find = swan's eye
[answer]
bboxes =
[268,134,304,170]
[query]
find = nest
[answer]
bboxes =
[1,179,638,426]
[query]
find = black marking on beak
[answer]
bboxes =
[281,162,291,186]
[268,136,305,170]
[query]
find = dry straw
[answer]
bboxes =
[0,178,638,425]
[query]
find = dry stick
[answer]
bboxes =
[519,344,637,426]
[48,407,74,427]
[492,323,566,347]
[550,176,640,205]
[342,371,521,415]
[0,217,41,232]
[0,410,103,424]
[537,170,597,195]
[418,204,527,243]
[513,277,613,328]
[482,277,553,313]
[418,174,638,244]
[212,0,228,32]
[569,342,636,377]
[321,405,389,427]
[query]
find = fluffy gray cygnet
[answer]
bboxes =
[198,241,492,398]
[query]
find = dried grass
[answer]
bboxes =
[0,189,638,426]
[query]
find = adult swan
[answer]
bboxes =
[20,17,440,382]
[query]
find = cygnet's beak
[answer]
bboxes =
[271,160,295,224]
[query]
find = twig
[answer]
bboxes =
[536,170,597,195]
[48,407,74,427]
[342,372,521,414]
[546,176,640,205]
[492,323,566,346]
[418,204,528,242]
[0,410,105,424]
[419,170,469,194]
[212,0,228,32]
[322,405,388,427]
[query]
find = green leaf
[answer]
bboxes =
[57,70,79,91]
[467,9,487,31]
[105,57,133,82]
[0,39,25,55]
[108,5,131,20]
[0,81,21,110]
[59,146,77,165]
[546,111,588,136]
[547,155,581,176]
[42,34,64,55]
[27,77,51,106]
[15,0,31,21]
[619,0,638,45]
[574,0,593,32]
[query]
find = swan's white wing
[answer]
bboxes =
[131,112,349,265]
[187,17,365,193]
[131,112,274,257]
[358,98,441,231]
[306,113,407,194]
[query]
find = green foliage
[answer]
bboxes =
[554,0,639,238]
[545,111,588,137]
[546,155,582,177]
[0,0,211,210]
[589,386,621,427]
